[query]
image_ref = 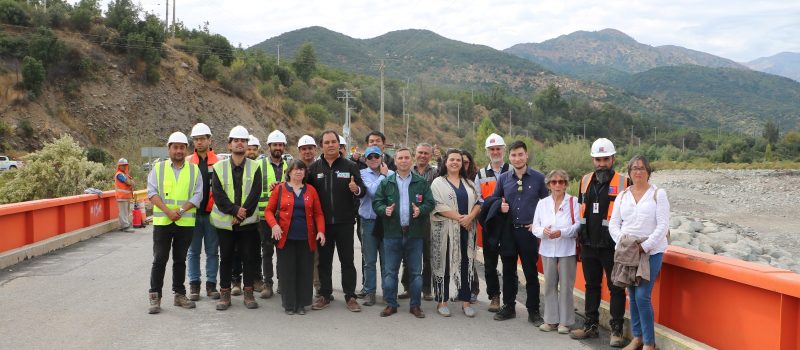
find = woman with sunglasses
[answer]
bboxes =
[429,149,481,317]
[532,169,581,334]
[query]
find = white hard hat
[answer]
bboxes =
[228,125,249,139]
[248,135,261,148]
[338,135,347,146]
[190,122,212,137]
[485,133,506,148]
[167,131,189,145]
[297,135,316,148]
[117,158,128,165]
[590,138,616,157]
[267,130,287,144]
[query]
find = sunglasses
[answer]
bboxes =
[549,180,567,186]
[517,179,523,193]
[366,154,381,160]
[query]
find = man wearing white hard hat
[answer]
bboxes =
[254,130,289,299]
[114,158,135,232]
[185,122,222,301]
[146,131,204,314]
[475,132,510,312]
[569,138,630,347]
[246,135,261,160]
[211,125,264,310]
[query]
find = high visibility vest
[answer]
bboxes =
[257,158,287,219]
[211,158,259,230]
[579,171,628,227]
[114,169,133,200]
[475,164,509,200]
[152,160,199,227]
[188,150,219,213]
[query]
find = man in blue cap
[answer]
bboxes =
[357,146,393,306]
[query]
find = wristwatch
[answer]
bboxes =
[178,208,186,216]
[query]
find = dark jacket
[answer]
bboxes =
[306,155,366,225]
[372,172,434,239]
[479,196,513,254]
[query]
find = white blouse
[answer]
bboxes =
[609,184,670,255]
[532,194,581,258]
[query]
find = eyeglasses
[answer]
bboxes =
[549,180,567,186]
[366,154,380,160]
[630,167,647,173]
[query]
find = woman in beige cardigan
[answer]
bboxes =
[430,149,481,317]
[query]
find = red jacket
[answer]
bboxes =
[188,150,218,213]
[265,183,325,251]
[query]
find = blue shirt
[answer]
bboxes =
[492,167,549,224]
[359,167,394,220]
[396,172,412,226]
[287,185,307,241]
[116,173,127,183]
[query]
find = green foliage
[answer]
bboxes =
[274,64,294,87]
[27,27,66,68]
[0,135,111,204]
[86,146,112,164]
[293,42,317,82]
[200,54,222,80]
[259,81,275,97]
[287,80,314,102]
[105,0,139,37]
[0,119,8,138]
[281,100,298,118]
[777,131,800,161]
[21,56,46,98]
[18,119,33,137]
[541,138,593,180]
[0,32,28,58]
[0,0,30,25]
[304,103,330,126]
[763,120,780,145]
[473,116,498,166]
[70,0,101,31]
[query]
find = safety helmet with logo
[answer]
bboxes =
[485,133,506,149]
[228,125,249,140]
[267,130,287,145]
[190,122,212,137]
[117,158,129,165]
[338,135,347,146]
[248,135,261,148]
[297,135,316,148]
[590,138,616,157]
[167,131,189,146]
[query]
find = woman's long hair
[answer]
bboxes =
[461,150,477,180]
[438,149,475,191]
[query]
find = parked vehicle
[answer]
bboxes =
[0,155,23,171]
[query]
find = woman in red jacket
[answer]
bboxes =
[265,160,326,315]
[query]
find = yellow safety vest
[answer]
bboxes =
[152,160,199,227]
[257,158,287,219]
[211,158,260,230]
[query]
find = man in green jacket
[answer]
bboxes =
[373,147,435,318]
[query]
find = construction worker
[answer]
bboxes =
[226,134,261,296]
[186,122,221,301]
[114,158,135,232]
[475,133,510,312]
[147,131,203,314]
[211,125,263,311]
[569,138,631,347]
[246,135,261,160]
[255,130,289,299]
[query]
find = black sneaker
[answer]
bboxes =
[493,304,516,321]
[528,312,544,327]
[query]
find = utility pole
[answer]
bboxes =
[457,102,460,130]
[630,125,634,145]
[172,0,176,37]
[402,88,406,145]
[337,89,357,146]
[653,126,657,144]
[165,0,169,35]
[379,59,385,133]
[583,122,586,140]
[508,110,512,137]
[682,137,685,152]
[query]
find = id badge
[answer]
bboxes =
[592,202,599,214]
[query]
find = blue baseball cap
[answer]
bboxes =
[365,146,382,158]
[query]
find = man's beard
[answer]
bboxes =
[594,168,614,183]
[271,150,283,160]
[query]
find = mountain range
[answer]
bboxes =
[745,52,800,82]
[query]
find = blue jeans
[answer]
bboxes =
[360,219,384,294]
[383,236,423,308]
[629,253,664,345]
[187,214,219,285]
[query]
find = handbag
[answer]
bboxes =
[269,184,283,244]
[569,196,582,261]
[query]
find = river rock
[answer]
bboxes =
[700,225,720,233]
[670,217,682,229]
[698,243,715,254]
[708,230,738,243]
[688,221,705,232]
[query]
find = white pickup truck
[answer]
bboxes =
[0,155,23,171]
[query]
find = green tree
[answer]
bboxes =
[0,0,30,25]
[200,54,222,80]
[764,143,774,162]
[21,56,46,98]
[105,0,139,37]
[292,42,317,82]
[70,0,100,31]
[763,120,780,145]
[304,103,330,126]
[776,131,800,161]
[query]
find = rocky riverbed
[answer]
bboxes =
[650,169,800,273]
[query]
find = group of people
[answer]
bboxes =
[126,123,669,350]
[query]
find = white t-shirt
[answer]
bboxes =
[609,184,670,254]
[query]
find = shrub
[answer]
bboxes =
[86,146,112,164]
[0,0,29,25]
[21,56,46,98]
[18,119,33,138]
[27,27,66,68]
[70,0,100,32]
[281,100,298,118]
[275,65,293,87]
[542,137,593,180]
[200,54,222,80]
[304,103,330,126]
[259,81,275,97]
[0,33,28,59]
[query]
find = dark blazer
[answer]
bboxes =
[479,196,512,253]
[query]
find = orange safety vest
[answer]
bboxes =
[114,166,133,200]
[475,164,510,200]
[579,171,628,226]
[188,149,219,213]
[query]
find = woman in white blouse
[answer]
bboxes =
[532,169,581,334]
[609,155,669,350]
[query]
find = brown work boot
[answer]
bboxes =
[380,306,397,317]
[148,292,161,314]
[610,329,625,347]
[488,296,501,312]
[311,295,331,310]
[189,284,201,301]
[410,305,426,318]
[206,283,220,299]
[253,280,266,293]
[243,287,259,309]
[346,297,361,312]
[232,281,242,296]
[216,288,231,311]
[260,282,274,299]
[174,293,196,309]
[570,324,599,339]
[623,337,644,350]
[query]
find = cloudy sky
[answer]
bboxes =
[129,0,799,62]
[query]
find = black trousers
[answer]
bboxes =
[258,220,276,284]
[218,225,260,289]
[400,226,432,294]
[581,245,626,329]
[318,223,357,300]
[277,239,314,311]
[149,223,193,297]
[500,226,541,312]
[483,243,501,298]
